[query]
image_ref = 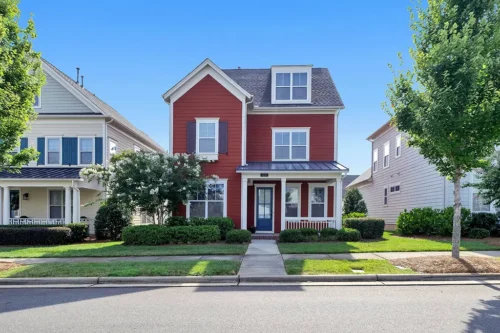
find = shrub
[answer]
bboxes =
[226,230,252,243]
[468,228,490,239]
[337,228,362,242]
[122,225,219,245]
[299,228,318,241]
[0,227,71,245]
[67,223,89,243]
[343,218,385,239]
[396,207,471,236]
[279,229,305,243]
[165,216,189,227]
[94,200,132,240]
[468,213,498,232]
[320,228,338,241]
[343,212,367,220]
[440,207,472,236]
[343,188,368,215]
[190,217,234,240]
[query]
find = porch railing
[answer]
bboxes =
[8,218,92,226]
[285,218,337,231]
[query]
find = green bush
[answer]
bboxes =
[342,212,367,220]
[468,228,490,239]
[343,218,385,239]
[468,213,498,232]
[337,228,362,242]
[440,207,472,236]
[299,228,318,241]
[396,207,471,236]
[67,223,89,243]
[226,230,252,243]
[320,227,338,241]
[279,229,305,243]
[94,200,132,240]
[165,216,189,227]
[190,217,234,240]
[122,225,219,245]
[0,227,71,245]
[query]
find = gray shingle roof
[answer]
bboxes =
[0,168,82,179]
[237,161,348,172]
[222,68,344,108]
[342,175,359,197]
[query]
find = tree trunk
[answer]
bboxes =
[452,170,462,259]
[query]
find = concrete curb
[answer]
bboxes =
[97,276,238,284]
[239,275,377,283]
[0,277,99,285]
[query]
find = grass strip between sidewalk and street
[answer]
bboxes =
[0,260,241,278]
[279,232,500,254]
[0,242,248,258]
[284,259,415,275]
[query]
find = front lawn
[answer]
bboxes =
[279,231,500,254]
[285,259,414,275]
[0,242,248,258]
[0,260,241,278]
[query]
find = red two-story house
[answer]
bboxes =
[162,59,347,234]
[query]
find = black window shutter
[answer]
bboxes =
[219,121,228,154]
[187,121,196,154]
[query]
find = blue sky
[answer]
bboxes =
[20,0,414,175]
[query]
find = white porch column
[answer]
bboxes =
[281,178,286,232]
[0,187,3,225]
[241,177,248,230]
[65,186,72,224]
[2,187,10,225]
[335,178,343,229]
[72,187,80,223]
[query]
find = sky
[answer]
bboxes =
[19,0,415,175]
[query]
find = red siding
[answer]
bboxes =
[173,75,242,228]
[246,114,335,162]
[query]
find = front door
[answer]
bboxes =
[256,187,273,232]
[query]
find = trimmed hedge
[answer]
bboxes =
[300,228,318,241]
[0,227,71,245]
[122,225,220,245]
[468,228,490,239]
[67,223,89,243]
[342,212,367,220]
[279,229,304,243]
[396,207,471,236]
[165,216,189,227]
[468,213,498,232]
[337,228,362,242]
[190,217,234,240]
[226,230,252,243]
[94,201,132,240]
[320,228,338,241]
[343,218,385,239]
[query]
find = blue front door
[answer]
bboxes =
[256,187,273,232]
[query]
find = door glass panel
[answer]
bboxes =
[10,190,20,218]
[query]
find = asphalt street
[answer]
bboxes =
[1,284,499,332]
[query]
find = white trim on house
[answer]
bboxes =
[308,183,328,218]
[195,118,220,161]
[383,141,390,169]
[169,101,174,154]
[186,178,228,219]
[373,148,379,173]
[334,111,339,161]
[271,127,310,161]
[109,138,117,157]
[47,188,67,220]
[77,136,95,166]
[249,108,340,115]
[254,184,276,234]
[271,66,312,104]
[389,183,401,194]
[285,183,301,218]
[383,186,388,206]
[33,93,41,109]
[45,136,62,166]
[395,134,402,158]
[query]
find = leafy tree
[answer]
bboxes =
[385,0,500,258]
[82,151,207,224]
[94,199,132,240]
[343,188,368,215]
[0,0,45,169]
[472,151,500,207]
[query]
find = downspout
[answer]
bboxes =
[335,110,341,161]
[103,118,114,201]
[242,96,254,166]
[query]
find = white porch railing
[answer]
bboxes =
[8,218,92,226]
[285,218,337,231]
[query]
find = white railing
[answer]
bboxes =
[285,218,337,231]
[8,218,92,226]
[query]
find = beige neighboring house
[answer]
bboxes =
[0,59,164,232]
[347,120,497,227]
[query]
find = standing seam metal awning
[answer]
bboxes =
[236,161,348,172]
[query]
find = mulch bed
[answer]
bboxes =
[0,262,22,273]
[391,256,500,274]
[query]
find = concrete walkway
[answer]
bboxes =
[282,251,500,260]
[237,240,286,276]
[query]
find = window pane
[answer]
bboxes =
[311,204,325,217]
[286,187,299,203]
[50,191,62,205]
[189,202,205,218]
[292,132,306,145]
[208,202,223,217]
[208,184,224,200]
[109,141,117,155]
[276,73,290,86]
[473,193,490,211]
[275,132,290,146]
[276,87,290,100]
[80,138,93,152]
[199,138,216,153]
[50,206,62,219]
[275,146,289,159]
[292,87,307,100]
[48,152,60,164]
[285,204,298,217]
[292,146,306,159]
[384,144,390,155]
[311,188,325,203]
[48,139,60,152]
[293,73,307,86]
[81,152,93,164]
[33,95,40,107]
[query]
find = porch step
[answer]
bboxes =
[251,233,279,240]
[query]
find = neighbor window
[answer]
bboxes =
[188,180,226,218]
[395,134,402,158]
[273,128,309,161]
[373,148,378,172]
[49,190,65,219]
[310,186,326,218]
[473,193,490,212]
[196,119,218,156]
[384,187,388,206]
[276,73,291,100]
[109,139,117,156]
[383,142,390,168]
[275,72,308,101]
[47,137,61,165]
[134,145,141,153]
[33,94,41,108]
[79,137,94,165]
[285,185,300,218]
[390,184,401,193]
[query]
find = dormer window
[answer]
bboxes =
[271,66,312,104]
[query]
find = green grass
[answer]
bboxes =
[0,242,248,258]
[279,231,500,254]
[285,259,414,275]
[0,260,241,278]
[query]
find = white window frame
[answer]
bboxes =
[195,118,219,160]
[389,183,401,194]
[470,172,493,212]
[46,136,62,166]
[272,127,310,161]
[395,134,402,158]
[285,183,301,218]
[308,184,328,219]
[383,141,390,169]
[373,148,379,173]
[11,146,20,154]
[47,189,66,219]
[78,137,95,166]
[383,187,388,206]
[109,139,117,156]
[186,179,228,219]
[134,144,141,153]
[271,66,312,104]
[33,94,41,109]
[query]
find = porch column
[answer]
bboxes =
[335,178,343,229]
[65,186,72,225]
[72,187,80,223]
[0,188,3,225]
[2,187,10,225]
[241,177,248,230]
[281,178,286,232]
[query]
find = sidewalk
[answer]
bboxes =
[237,240,286,276]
